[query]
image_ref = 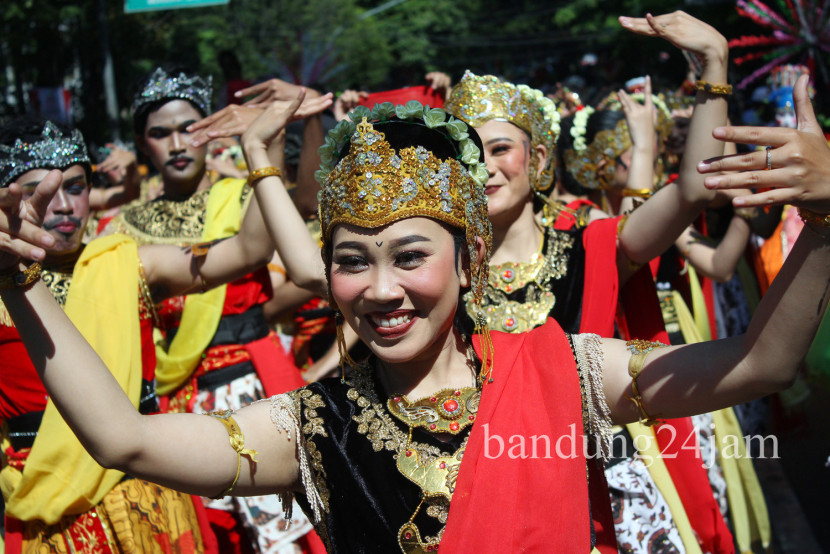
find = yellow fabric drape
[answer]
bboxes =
[626,422,704,554]
[686,264,712,342]
[154,178,247,396]
[672,287,772,553]
[3,234,141,524]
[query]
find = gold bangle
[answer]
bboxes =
[621,188,653,199]
[625,340,667,426]
[695,80,733,96]
[798,207,830,228]
[209,410,260,498]
[247,166,282,187]
[0,261,42,291]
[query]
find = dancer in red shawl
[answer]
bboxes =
[0,40,828,554]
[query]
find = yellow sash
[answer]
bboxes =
[154,178,247,396]
[673,288,772,553]
[626,422,704,554]
[3,234,141,524]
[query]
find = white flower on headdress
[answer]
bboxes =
[348,105,372,124]
[330,119,356,146]
[471,163,490,187]
[423,108,447,129]
[396,100,424,120]
[446,118,469,141]
[372,102,396,120]
[459,139,481,165]
[571,106,594,153]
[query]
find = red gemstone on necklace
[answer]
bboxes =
[430,396,437,403]
[430,423,437,430]
[404,531,412,539]
[405,450,412,457]
[449,421,460,431]
[454,390,461,396]
[443,399,459,413]
[439,462,446,469]
[469,415,475,421]
[393,396,401,402]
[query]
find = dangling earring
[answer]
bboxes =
[334,310,357,384]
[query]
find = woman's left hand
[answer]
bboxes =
[698,74,830,214]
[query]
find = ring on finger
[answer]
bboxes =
[765,145,772,170]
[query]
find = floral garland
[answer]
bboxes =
[316,101,490,188]
[570,106,595,153]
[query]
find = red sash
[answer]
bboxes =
[582,217,734,553]
[442,321,592,552]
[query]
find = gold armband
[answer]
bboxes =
[210,410,260,498]
[625,339,667,426]
[694,80,733,96]
[0,261,42,291]
[247,166,282,187]
[621,188,653,199]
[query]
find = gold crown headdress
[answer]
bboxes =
[445,71,561,192]
[564,92,673,190]
[317,101,495,381]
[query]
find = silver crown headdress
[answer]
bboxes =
[132,67,213,115]
[0,122,90,188]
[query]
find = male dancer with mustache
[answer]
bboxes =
[0,117,217,553]
[104,66,323,554]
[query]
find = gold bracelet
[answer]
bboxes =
[695,80,733,96]
[625,340,667,426]
[798,207,830,228]
[209,410,260,498]
[247,166,282,187]
[0,261,42,291]
[621,188,653,199]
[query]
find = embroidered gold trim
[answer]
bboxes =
[468,225,574,333]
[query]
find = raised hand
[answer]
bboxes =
[188,105,264,147]
[618,76,656,153]
[619,11,728,68]
[236,77,317,108]
[333,89,369,122]
[698,75,830,214]
[240,89,333,152]
[189,94,333,147]
[0,171,61,267]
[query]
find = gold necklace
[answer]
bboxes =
[387,387,479,553]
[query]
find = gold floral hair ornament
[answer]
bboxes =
[444,70,561,192]
[316,102,496,381]
[564,92,673,190]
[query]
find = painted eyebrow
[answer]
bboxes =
[485,136,517,145]
[333,235,430,251]
[63,175,86,186]
[147,120,197,133]
[389,235,430,248]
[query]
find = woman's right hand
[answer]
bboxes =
[0,172,60,269]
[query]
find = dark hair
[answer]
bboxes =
[132,64,208,136]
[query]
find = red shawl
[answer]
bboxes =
[442,321,592,552]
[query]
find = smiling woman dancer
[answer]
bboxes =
[0,49,829,554]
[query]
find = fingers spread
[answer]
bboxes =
[29,170,62,218]
[0,185,23,208]
[711,125,792,148]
